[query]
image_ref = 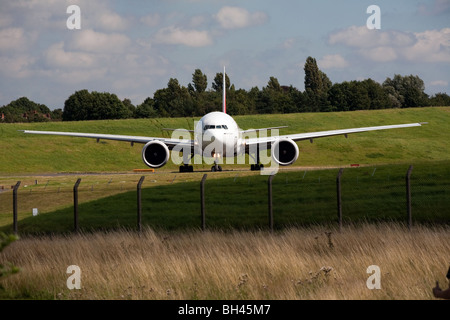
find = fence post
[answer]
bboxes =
[406,165,413,230]
[200,174,207,231]
[336,168,344,232]
[73,178,81,233]
[268,174,275,232]
[137,176,145,232]
[12,181,21,235]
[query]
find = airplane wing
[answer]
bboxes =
[245,122,426,149]
[20,130,193,150]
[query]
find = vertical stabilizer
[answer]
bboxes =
[223,66,226,114]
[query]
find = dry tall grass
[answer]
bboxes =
[1,223,448,300]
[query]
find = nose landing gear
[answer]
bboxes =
[211,153,223,172]
[211,164,222,172]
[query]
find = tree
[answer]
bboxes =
[329,82,350,111]
[383,74,428,108]
[348,81,370,111]
[361,79,393,109]
[212,72,230,93]
[304,56,322,93]
[267,77,282,92]
[226,88,253,115]
[63,89,92,121]
[63,90,130,121]
[90,92,129,120]
[320,71,332,93]
[192,69,208,93]
[0,97,51,122]
[304,57,332,112]
[135,97,158,118]
[51,108,63,121]
[429,93,450,106]
[255,77,299,114]
[153,78,194,117]
[122,99,136,118]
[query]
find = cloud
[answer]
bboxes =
[45,42,97,69]
[0,54,35,78]
[97,11,129,31]
[283,38,295,49]
[361,46,399,62]
[154,26,213,47]
[403,28,450,63]
[318,54,349,69]
[430,80,448,87]
[53,68,109,85]
[215,6,268,29]
[0,28,28,52]
[70,29,132,53]
[140,13,161,28]
[328,26,450,63]
[0,13,13,28]
[329,26,415,49]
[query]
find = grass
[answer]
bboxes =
[1,223,449,299]
[0,107,449,300]
[1,162,448,234]
[0,107,449,174]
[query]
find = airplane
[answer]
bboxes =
[22,67,426,173]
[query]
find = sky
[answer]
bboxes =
[0,0,449,110]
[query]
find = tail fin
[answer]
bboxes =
[222,66,226,114]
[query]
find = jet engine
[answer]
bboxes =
[142,140,170,168]
[271,138,299,166]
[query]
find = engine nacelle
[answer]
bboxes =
[271,138,299,166]
[142,140,170,168]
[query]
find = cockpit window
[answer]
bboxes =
[204,125,228,130]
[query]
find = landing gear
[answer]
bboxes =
[179,152,194,173]
[211,164,222,172]
[179,164,194,173]
[249,148,264,171]
[250,164,264,171]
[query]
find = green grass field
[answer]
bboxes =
[0,107,449,234]
[0,108,449,300]
[1,162,448,234]
[1,107,449,173]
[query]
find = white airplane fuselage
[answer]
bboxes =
[194,111,244,159]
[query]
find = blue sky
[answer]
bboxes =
[0,0,449,109]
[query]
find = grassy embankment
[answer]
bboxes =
[0,107,448,174]
[0,107,449,233]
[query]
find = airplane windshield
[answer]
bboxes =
[204,125,228,130]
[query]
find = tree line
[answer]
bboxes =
[1,56,450,123]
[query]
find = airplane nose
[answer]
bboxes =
[202,132,224,152]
